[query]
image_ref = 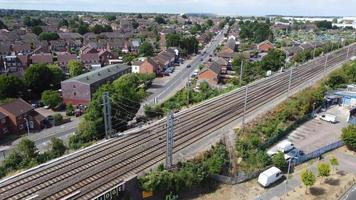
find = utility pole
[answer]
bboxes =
[346,45,351,58]
[102,92,112,139]
[239,60,243,86]
[242,85,248,132]
[284,159,292,195]
[287,67,293,97]
[324,54,329,77]
[186,80,191,105]
[166,111,174,169]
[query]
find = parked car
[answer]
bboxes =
[187,64,191,68]
[319,113,337,123]
[258,167,283,187]
[277,140,294,153]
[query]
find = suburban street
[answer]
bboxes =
[142,25,228,106]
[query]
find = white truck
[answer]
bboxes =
[319,113,337,123]
[277,140,294,153]
[258,167,283,187]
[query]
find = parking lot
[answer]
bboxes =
[288,105,349,154]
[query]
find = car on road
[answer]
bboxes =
[258,167,283,187]
[187,64,191,68]
[200,58,203,61]
[319,113,337,123]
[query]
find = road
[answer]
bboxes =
[143,25,228,105]
[0,44,354,199]
[0,118,79,161]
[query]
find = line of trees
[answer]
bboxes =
[0,138,67,178]
[239,21,274,43]
[0,64,65,101]
[166,33,199,56]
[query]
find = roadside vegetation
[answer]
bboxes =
[68,73,155,149]
[235,60,356,172]
[139,143,228,199]
[0,138,67,179]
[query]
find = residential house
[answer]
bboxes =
[0,112,9,135]
[0,42,12,57]
[57,53,77,70]
[153,49,177,70]
[213,58,229,74]
[198,63,221,85]
[50,40,67,52]
[257,40,274,53]
[12,42,32,54]
[137,57,160,74]
[31,53,53,65]
[80,53,100,69]
[61,64,132,105]
[283,46,303,57]
[3,54,29,72]
[98,50,115,66]
[225,37,237,52]
[0,98,45,134]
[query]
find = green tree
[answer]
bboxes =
[341,125,356,150]
[3,151,22,171]
[106,15,116,21]
[48,64,65,87]
[24,64,54,95]
[0,19,7,29]
[16,138,38,165]
[317,162,331,183]
[66,104,74,116]
[261,49,286,72]
[41,90,62,108]
[139,41,154,56]
[329,157,339,174]
[326,70,347,88]
[48,137,67,158]
[301,169,316,194]
[155,16,166,24]
[39,32,59,41]
[31,26,43,35]
[272,152,288,171]
[77,24,89,35]
[0,75,25,100]
[53,113,64,126]
[206,19,213,27]
[58,19,69,27]
[68,60,83,77]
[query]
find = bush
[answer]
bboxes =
[341,125,356,150]
[48,138,67,158]
[272,152,288,172]
[53,113,64,126]
[139,144,228,196]
[66,104,74,116]
[41,90,62,108]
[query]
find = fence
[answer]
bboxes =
[292,140,344,165]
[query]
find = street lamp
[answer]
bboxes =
[284,158,292,195]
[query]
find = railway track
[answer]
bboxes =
[0,44,355,199]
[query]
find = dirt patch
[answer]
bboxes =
[280,173,356,200]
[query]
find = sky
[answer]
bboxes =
[0,0,356,16]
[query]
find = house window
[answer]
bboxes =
[1,119,5,124]
[73,85,76,88]
[19,124,24,130]
[3,128,8,133]
[73,92,77,96]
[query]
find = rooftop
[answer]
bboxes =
[62,64,131,85]
[0,98,33,117]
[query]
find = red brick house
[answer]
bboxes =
[137,57,160,74]
[61,64,132,105]
[0,112,9,135]
[257,40,274,53]
[57,53,77,70]
[198,63,221,85]
[0,99,45,134]
[98,50,115,66]
[80,53,100,69]
[31,53,53,65]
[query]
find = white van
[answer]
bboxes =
[319,113,337,123]
[258,167,283,187]
[277,140,294,153]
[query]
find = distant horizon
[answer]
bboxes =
[1,0,356,17]
[0,8,355,18]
